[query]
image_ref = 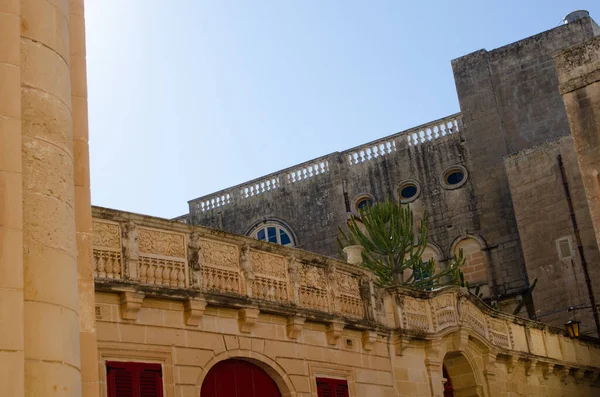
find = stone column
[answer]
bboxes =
[555,37,600,249]
[21,0,82,395]
[0,1,24,396]
[70,0,99,396]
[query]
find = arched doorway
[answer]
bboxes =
[201,359,282,397]
[443,352,481,397]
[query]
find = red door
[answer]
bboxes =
[201,359,282,397]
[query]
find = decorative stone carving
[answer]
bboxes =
[93,220,121,249]
[335,271,364,317]
[251,251,286,278]
[506,355,518,373]
[286,315,306,339]
[119,291,144,321]
[462,301,487,339]
[238,308,260,333]
[574,368,586,384]
[559,366,570,384]
[488,318,511,349]
[200,239,239,268]
[300,264,327,290]
[402,297,430,331]
[138,227,186,258]
[188,233,202,289]
[199,239,241,294]
[432,293,456,331]
[543,362,556,379]
[336,271,360,295]
[138,256,187,288]
[526,359,538,376]
[326,321,345,345]
[92,220,123,280]
[184,297,207,326]
[361,330,377,351]
[251,250,289,303]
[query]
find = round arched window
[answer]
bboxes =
[356,197,373,211]
[398,180,420,203]
[249,222,295,247]
[440,165,468,190]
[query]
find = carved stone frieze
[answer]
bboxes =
[402,296,431,331]
[300,264,327,290]
[199,239,239,269]
[251,250,286,278]
[488,318,511,349]
[432,293,457,331]
[138,227,186,258]
[93,220,121,249]
[336,271,361,296]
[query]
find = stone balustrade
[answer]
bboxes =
[92,206,369,322]
[92,206,600,373]
[189,113,462,213]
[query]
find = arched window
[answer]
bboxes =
[248,221,295,247]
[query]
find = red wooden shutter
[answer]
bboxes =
[316,378,349,397]
[107,362,163,397]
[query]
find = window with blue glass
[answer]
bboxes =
[251,222,294,247]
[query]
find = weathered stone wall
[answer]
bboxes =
[505,136,600,333]
[92,208,600,397]
[450,17,600,298]
[555,35,600,253]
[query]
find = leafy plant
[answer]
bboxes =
[338,199,464,289]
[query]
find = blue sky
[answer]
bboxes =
[85,1,600,219]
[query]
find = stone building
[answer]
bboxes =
[182,12,600,335]
[2,2,600,397]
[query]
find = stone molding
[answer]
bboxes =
[118,291,144,321]
[184,297,207,326]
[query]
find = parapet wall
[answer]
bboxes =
[92,206,600,374]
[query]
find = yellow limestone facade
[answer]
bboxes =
[1,3,600,397]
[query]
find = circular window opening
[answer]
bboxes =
[441,165,468,190]
[356,198,373,211]
[446,170,464,185]
[398,180,420,203]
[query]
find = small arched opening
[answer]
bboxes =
[442,352,481,397]
[200,359,282,397]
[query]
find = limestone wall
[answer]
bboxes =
[505,136,600,332]
[93,207,600,396]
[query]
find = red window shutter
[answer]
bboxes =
[107,362,163,397]
[316,378,349,397]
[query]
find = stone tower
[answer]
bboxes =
[0,1,98,396]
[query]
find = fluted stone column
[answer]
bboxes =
[69,1,100,396]
[0,1,24,396]
[21,0,82,395]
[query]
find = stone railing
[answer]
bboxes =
[189,154,333,213]
[188,113,462,213]
[343,113,462,166]
[93,206,600,373]
[92,207,369,321]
